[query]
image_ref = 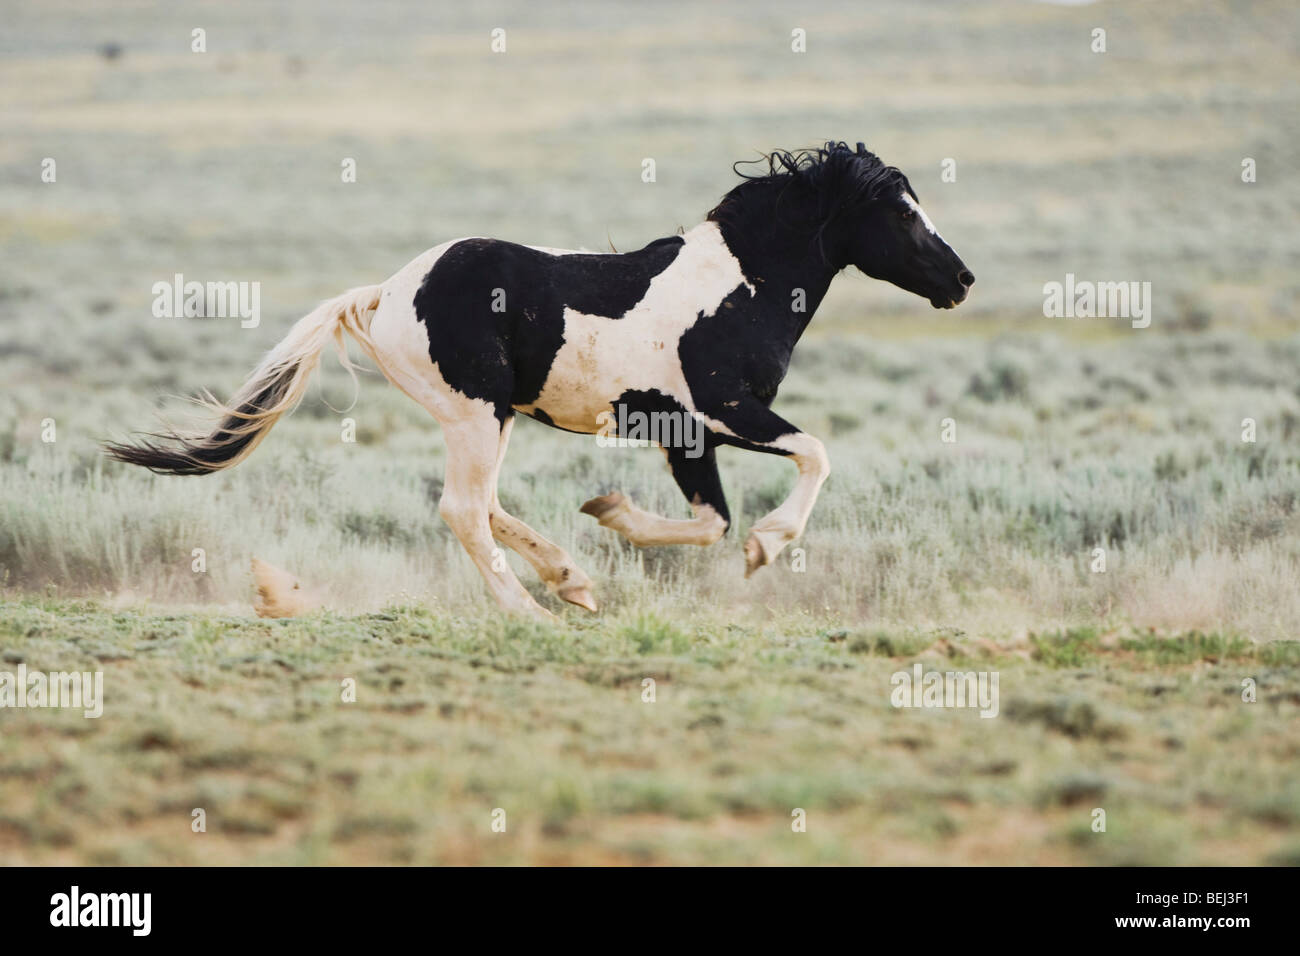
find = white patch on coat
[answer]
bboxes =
[366,238,497,427]
[518,221,754,432]
[900,191,940,237]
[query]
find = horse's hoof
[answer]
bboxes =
[580,492,626,522]
[251,557,321,618]
[558,584,598,613]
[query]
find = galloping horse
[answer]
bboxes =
[107,142,974,618]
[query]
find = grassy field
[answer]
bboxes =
[3,600,1298,865]
[2,0,1299,864]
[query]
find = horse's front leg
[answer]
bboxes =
[581,444,730,547]
[703,397,830,577]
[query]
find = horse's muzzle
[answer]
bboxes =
[930,270,974,309]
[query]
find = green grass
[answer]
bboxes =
[1,598,1296,864]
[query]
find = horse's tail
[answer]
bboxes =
[104,284,384,475]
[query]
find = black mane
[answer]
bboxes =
[707,141,913,263]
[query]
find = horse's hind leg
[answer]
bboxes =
[581,444,730,547]
[488,417,598,612]
[365,301,553,618]
[438,410,554,619]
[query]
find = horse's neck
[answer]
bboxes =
[698,218,839,339]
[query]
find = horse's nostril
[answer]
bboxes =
[958,270,975,288]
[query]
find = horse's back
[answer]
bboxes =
[367,225,748,432]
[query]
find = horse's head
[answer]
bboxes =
[710,142,974,310]
[839,144,973,309]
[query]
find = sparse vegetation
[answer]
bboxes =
[1,599,1295,864]
[1,0,1298,864]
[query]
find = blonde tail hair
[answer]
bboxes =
[105,285,384,475]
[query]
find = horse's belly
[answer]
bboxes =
[517,308,694,433]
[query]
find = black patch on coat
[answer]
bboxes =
[665,443,730,528]
[675,286,801,449]
[522,405,589,435]
[413,236,683,423]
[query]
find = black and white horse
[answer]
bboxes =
[107,142,973,618]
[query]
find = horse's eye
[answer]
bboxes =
[900,209,916,222]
